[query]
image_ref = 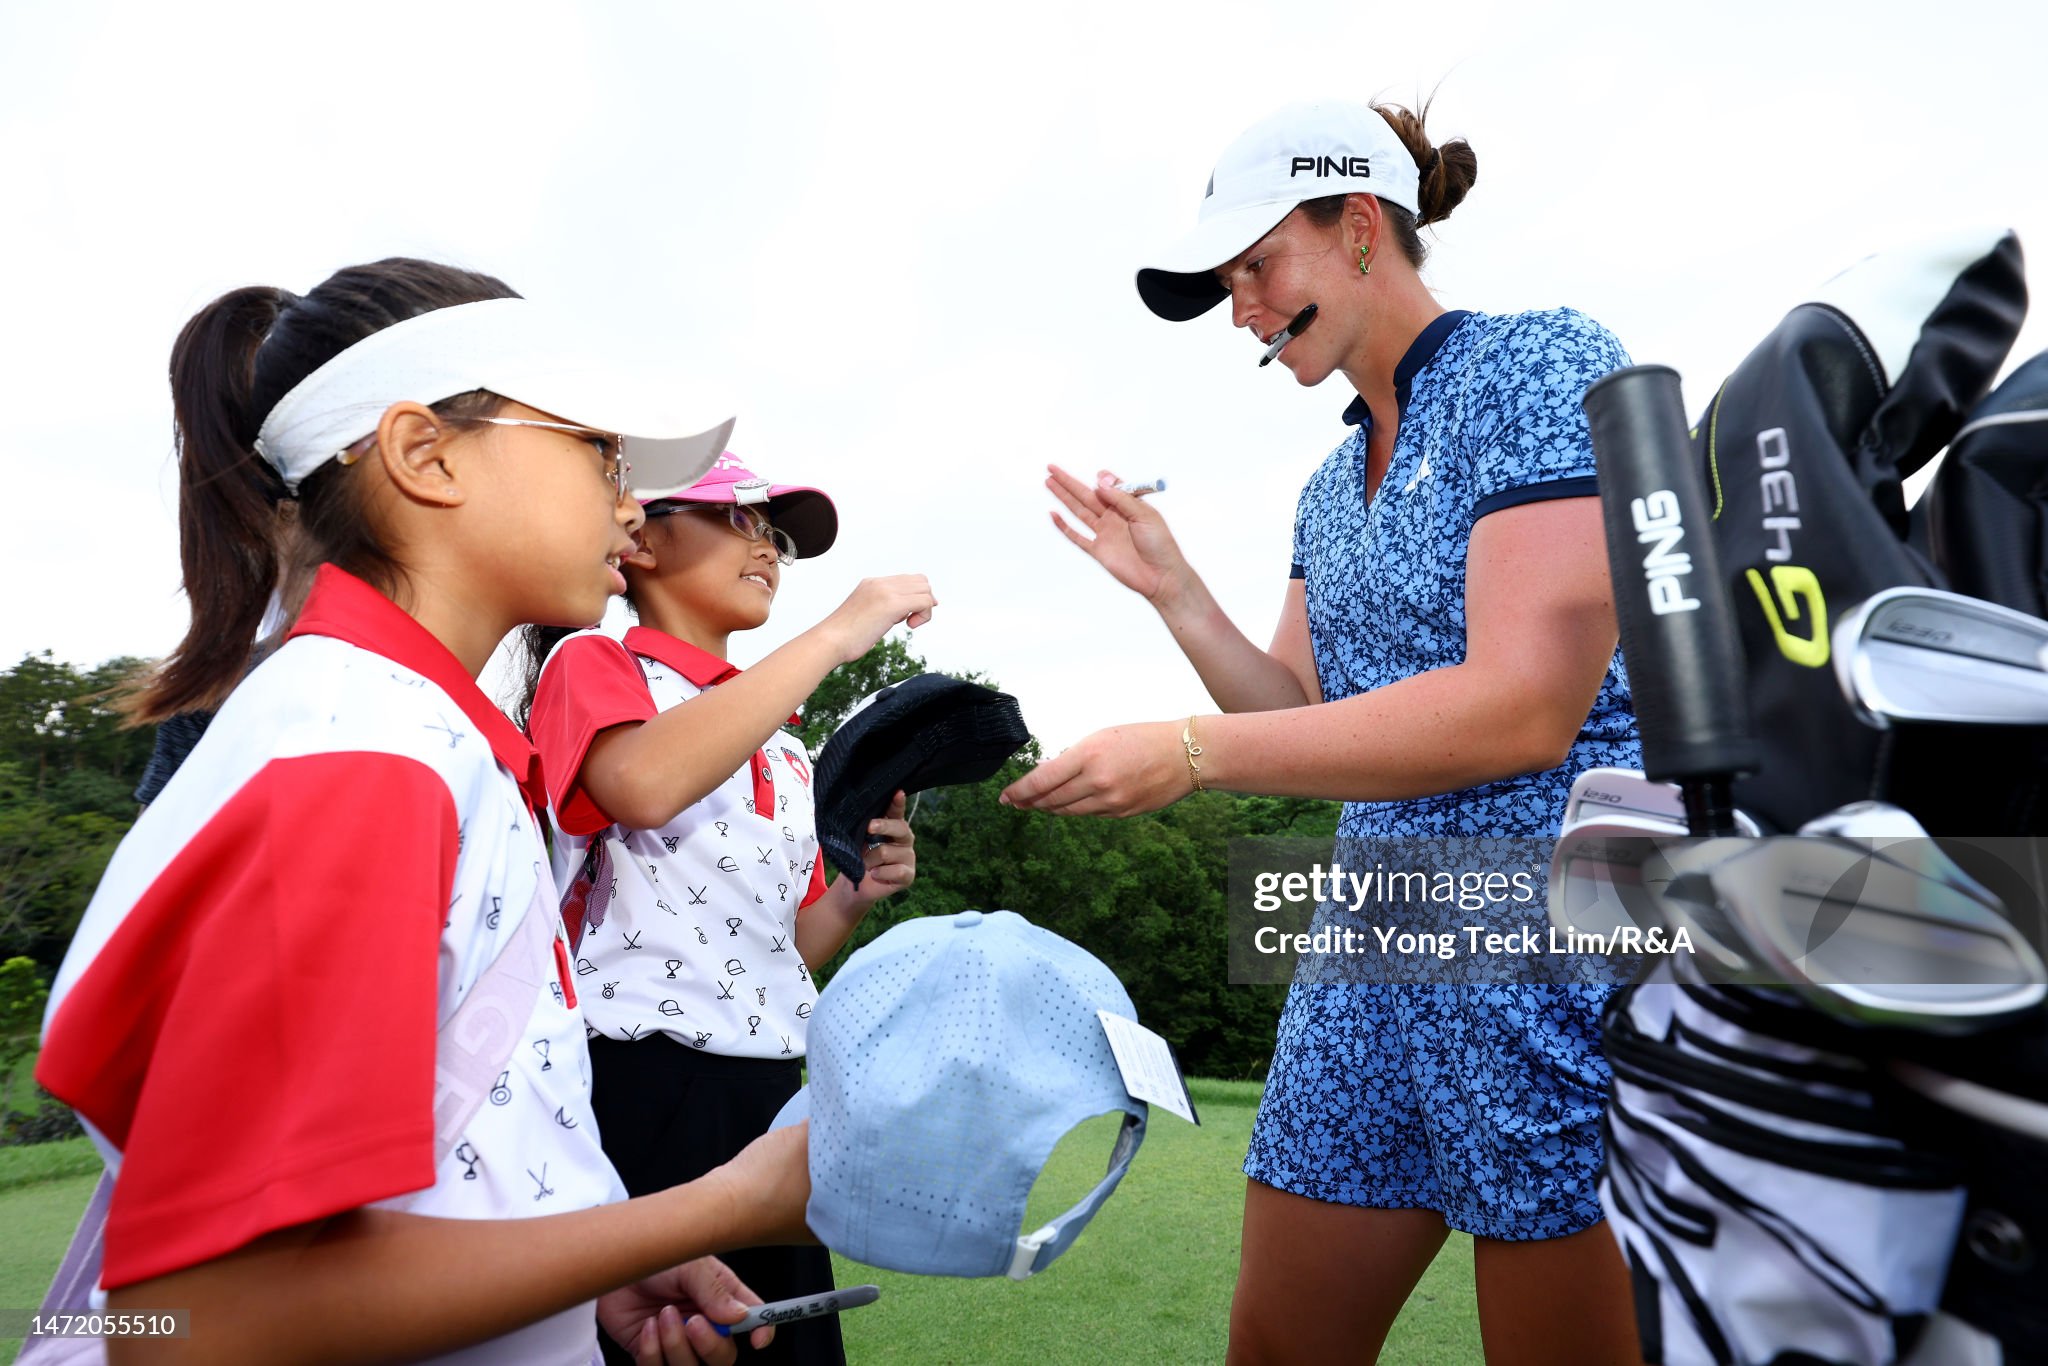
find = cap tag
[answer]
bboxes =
[1005,1222,1060,1281]
[1096,1010,1199,1125]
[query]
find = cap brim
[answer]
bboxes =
[636,483,839,558]
[500,367,734,496]
[767,489,838,560]
[618,420,737,500]
[771,1086,811,1130]
[1135,200,1297,321]
[482,315,737,497]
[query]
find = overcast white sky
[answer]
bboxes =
[4,0,2045,750]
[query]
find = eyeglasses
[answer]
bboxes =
[331,415,632,500]
[646,502,798,565]
[466,416,631,500]
[464,416,632,500]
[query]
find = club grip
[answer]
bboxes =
[1583,365,1757,790]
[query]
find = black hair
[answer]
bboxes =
[138,258,519,723]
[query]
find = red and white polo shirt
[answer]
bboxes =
[38,566,625,1366]
[530,626,824,1059]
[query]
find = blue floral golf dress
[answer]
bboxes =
[1241,308,1642,1239]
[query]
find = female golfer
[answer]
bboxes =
[39,259,810,1365]
[1003,100,1644,1365]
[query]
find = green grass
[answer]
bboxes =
[0,1084,1484,1364]
[830,1079,1479,1364]
[0,1170,100,1365]
[0,1136,96,1193]
[1,1057,46,1117]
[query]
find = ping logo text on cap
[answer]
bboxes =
[1289,155,1371,178]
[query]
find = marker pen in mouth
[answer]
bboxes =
[1258,302,1319,367]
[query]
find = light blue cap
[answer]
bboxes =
[772,910,1148,1279]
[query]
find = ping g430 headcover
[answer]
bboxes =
[1697,228,2025,833]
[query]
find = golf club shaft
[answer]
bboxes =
[1583,365,1758,836]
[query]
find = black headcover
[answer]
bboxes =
[1691,228,2026,832]
[1921,350,2048,619]
[811,674,1031,884]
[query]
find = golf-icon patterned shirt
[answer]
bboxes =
[531,626,825,1059]
[37,565,624,1366]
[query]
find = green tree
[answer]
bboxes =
[0,954,80,1145]
[0,653,157,966]
[1,956,48,1126]
[0,761,126,968]
[792,636,927,755]
[0,955,47,1072]
[0,651,156,802]
[0,652,79,791]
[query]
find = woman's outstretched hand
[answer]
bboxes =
[998,720,1194,817]
[1045,466,1192,607]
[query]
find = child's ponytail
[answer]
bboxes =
[142,287,299,723]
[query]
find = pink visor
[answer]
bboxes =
[639,452,838,560]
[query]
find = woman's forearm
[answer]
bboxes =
[1200,663,1585,803]
[1153,575,1314,714]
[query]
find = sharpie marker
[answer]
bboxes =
[713,1285,882,1336]
[1114,478,1166,496]
[1258,302,1318,367]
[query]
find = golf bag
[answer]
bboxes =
[1921,350,2048,621]
[1900,351,2048,838]
[1607,962,2048,1366]
[1694,227,2026,835]
[1602,962,1968,1366]
[1589,229,2048,1365]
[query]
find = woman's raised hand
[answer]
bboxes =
[1045,465,1191,606]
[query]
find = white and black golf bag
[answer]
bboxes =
[1580,229,2048,1365]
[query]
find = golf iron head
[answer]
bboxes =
[1652,802,2048,1029]
[1549,769,1761,967]
[1834,586,2048,729]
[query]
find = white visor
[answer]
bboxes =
[253,297,734,495]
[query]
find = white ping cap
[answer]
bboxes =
[1136,101,1422,323]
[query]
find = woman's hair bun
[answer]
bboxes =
[1371,98,1477,227]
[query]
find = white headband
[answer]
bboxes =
[252,297,733,496]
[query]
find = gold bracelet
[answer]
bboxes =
[1181,717,1206,793]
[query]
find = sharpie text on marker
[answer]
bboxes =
[713,1285,882,1336]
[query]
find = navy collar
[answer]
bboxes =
[1341,310,1473,428]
